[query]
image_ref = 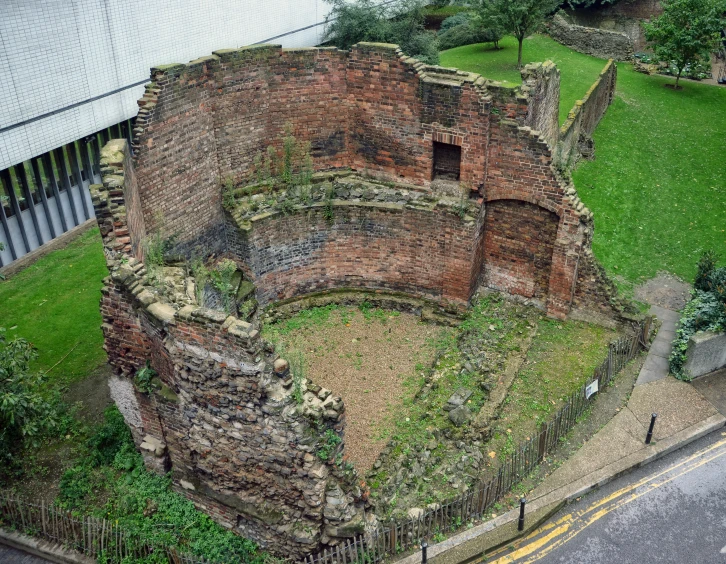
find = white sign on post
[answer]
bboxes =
[585,380,599,399]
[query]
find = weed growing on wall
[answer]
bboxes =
[317,428,342,461]
[222,175,236,208]
[209,259,238,313]
[253,123,314,189]
[142,214,177,285]
[134,360,157,395]
[288,350,306,405]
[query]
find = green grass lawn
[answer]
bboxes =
[442,36,726,287]
[0,227,107,385]
[440,35,609,124]
[574,66,726,286]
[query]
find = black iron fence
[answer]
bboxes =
[303,317,652,564]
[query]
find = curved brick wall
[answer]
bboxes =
[236,202,477,308]
[90,41,629,560]
[129,42,603,318]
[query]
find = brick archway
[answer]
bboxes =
[479,199,560,302]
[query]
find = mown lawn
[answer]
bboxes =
[440,35,608,124]
[0,227,107,385]
[489,317,617,458]
[573,66,726,286]
[442,36,726,287]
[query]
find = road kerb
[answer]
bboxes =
[395,413,726,564]
[0,528,95,564]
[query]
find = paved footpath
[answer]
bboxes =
[636,304,679,385]
[0,543,52,564]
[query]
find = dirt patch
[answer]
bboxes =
[634,272,691,310]
[63,363,113,426]
[263,307,446,472]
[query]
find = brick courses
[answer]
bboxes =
[91,43,627,558]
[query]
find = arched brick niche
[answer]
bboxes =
[482,200,559,300]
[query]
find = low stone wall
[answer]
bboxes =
[548,11,634,61]
[566,0,663,52]
[684,331,726,379]
[554,59,617,168]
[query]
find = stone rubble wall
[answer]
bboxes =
[548,11,634,61]
[566,0,663,52]
[555,59,617,169]
[90,140,371,559]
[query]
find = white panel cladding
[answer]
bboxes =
[0,0,331,170]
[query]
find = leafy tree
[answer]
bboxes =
[0,328,58,467]
[564,0,621,7]
[644,0,725,88]
[472,0,560,68]
[323,0,440,64]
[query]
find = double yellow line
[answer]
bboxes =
[483,436,726,563]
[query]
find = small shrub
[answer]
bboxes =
[695,250,718,291]
[670,251,726,379]
[437,23,501,51]
[134,360,157,394]
[0,329,59,471]
[279,197,295,216]
[88,406,135,467]
[440,12,472,32]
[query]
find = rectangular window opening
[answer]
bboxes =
[433,141,461,181]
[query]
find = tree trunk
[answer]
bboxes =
[517,36,524,69]
[675,67,682,88]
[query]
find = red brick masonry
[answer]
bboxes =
[90,43,623,558]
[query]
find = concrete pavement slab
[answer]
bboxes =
[649,338,673,358]
[636,354,670,385]
[649,304,681,324]
[531,407,646,497]
[692,368,726,416]
[627,377,718,440]
[656,328,676,342]
[636,367,666,385]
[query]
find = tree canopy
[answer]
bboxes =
[323,0,439,64]
[644,0,725,88]
[472,0,560,68]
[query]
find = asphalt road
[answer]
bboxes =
[483,429,726,564]
[0,543,51,563]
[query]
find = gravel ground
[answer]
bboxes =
[273,308,447,472]
[633,272,691,310]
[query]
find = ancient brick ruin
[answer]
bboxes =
[91,43,622,558]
